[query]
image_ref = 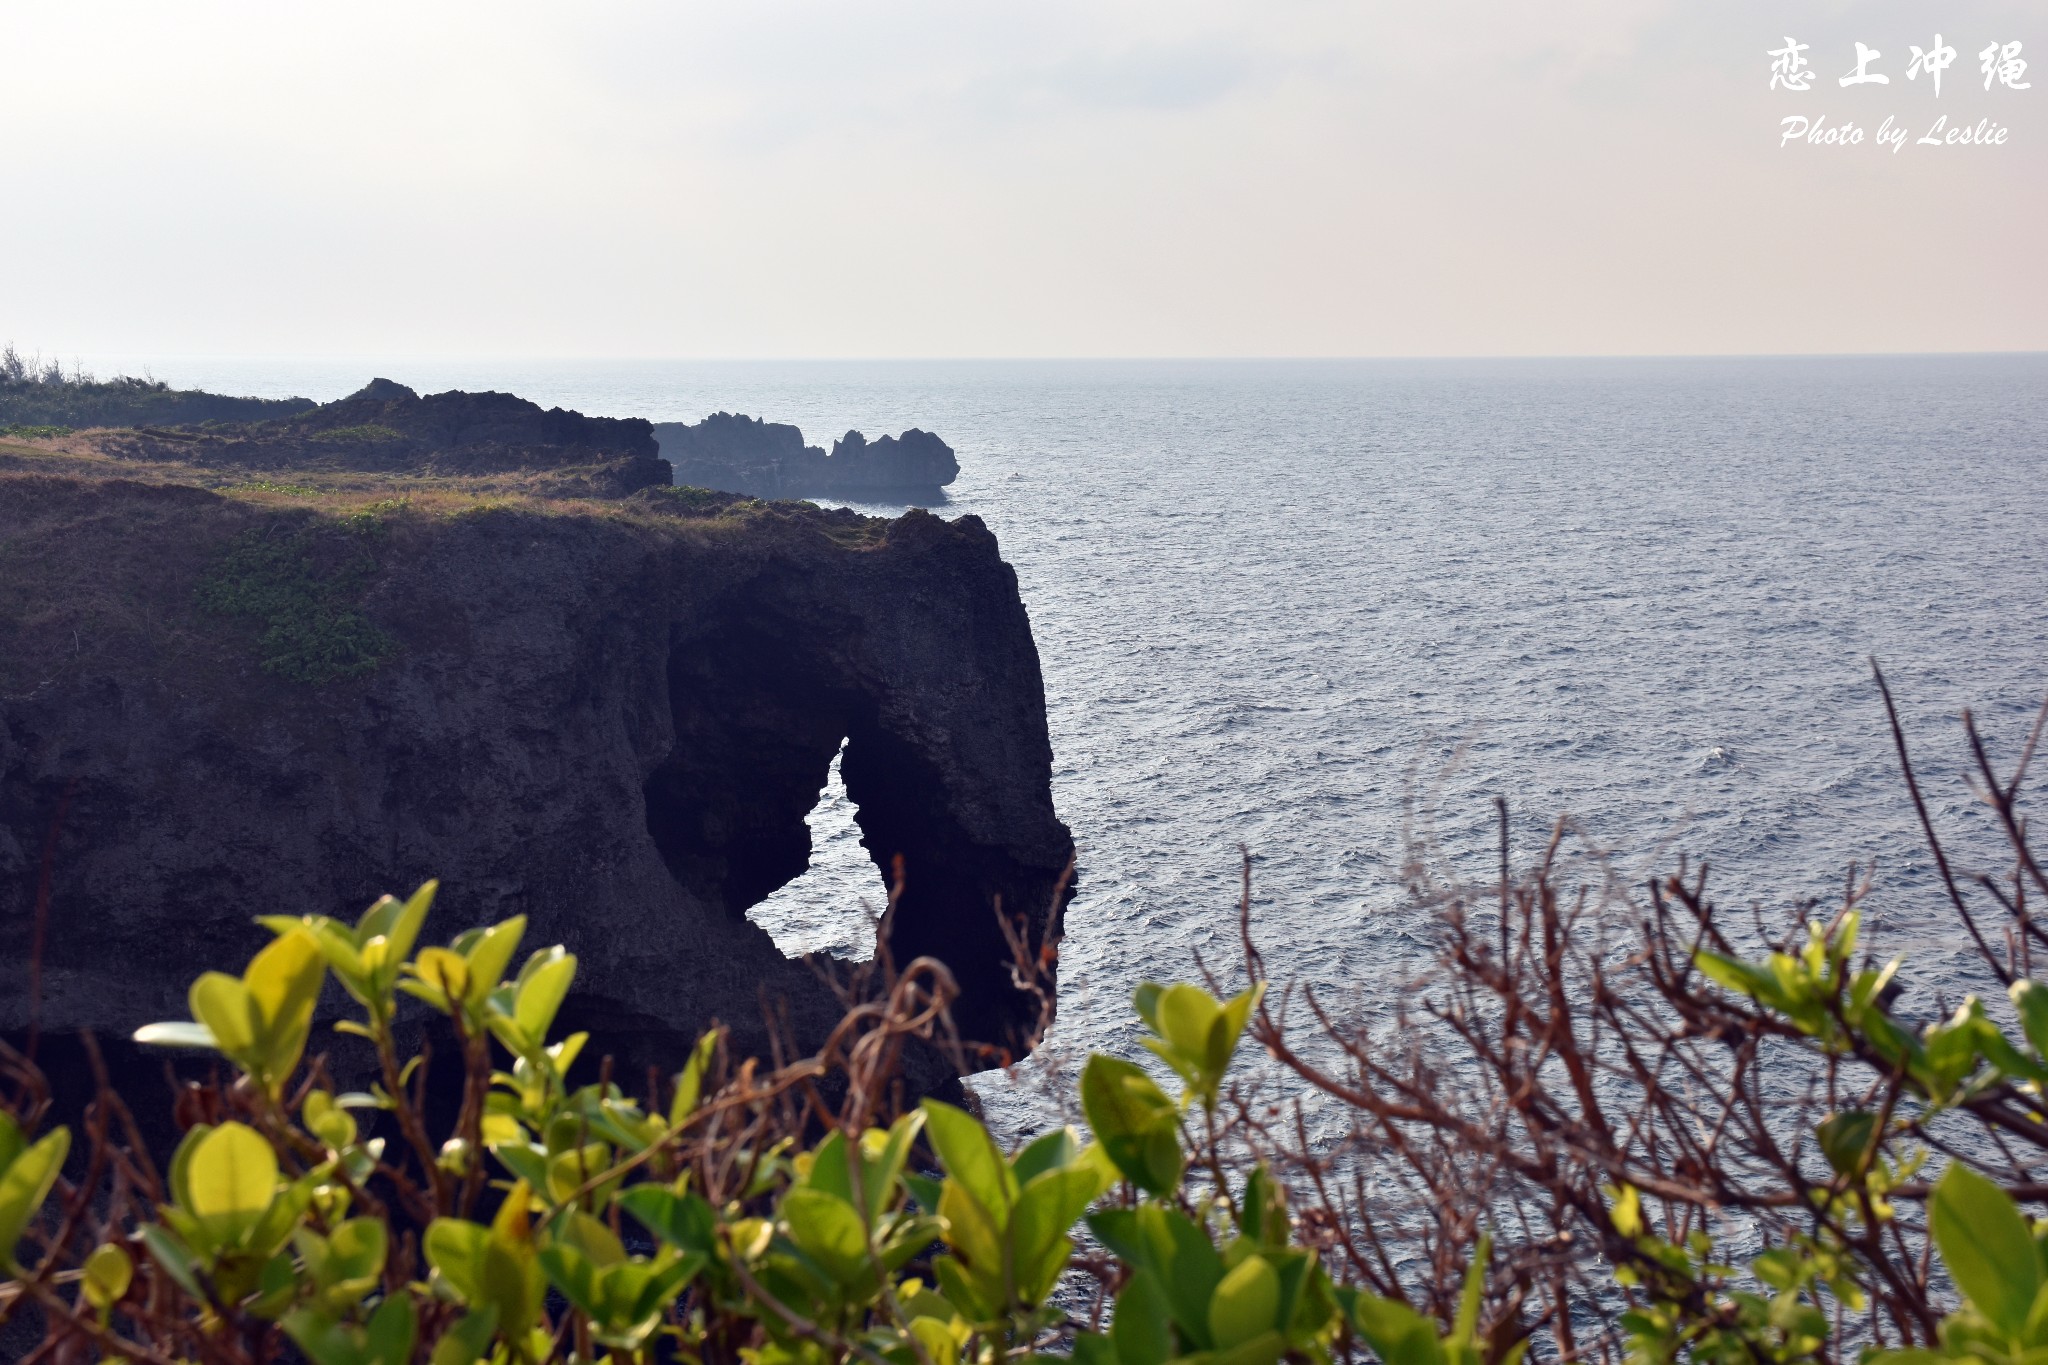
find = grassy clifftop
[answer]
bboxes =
[0,435,890,701]
[0,360,312,429]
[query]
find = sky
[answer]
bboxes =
[0,1,2042,360]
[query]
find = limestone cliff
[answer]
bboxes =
[0,463,1071,1094]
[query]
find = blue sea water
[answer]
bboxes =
[113,354,2048,1133]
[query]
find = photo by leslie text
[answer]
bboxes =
[1768,35,2029,152]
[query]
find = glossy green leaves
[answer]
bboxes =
[136,928,326,1095]
[1133,981,1266,1111]
[1929,1164,2040,1341]
[424,1182,544,1345]
[1081,1056,1184,1195]
[1084,1200,1337,1365]
[539,1210,703,1351]
[920,1101,1114,1322]
[260,880,437,1019]
[404,916,527,1022]
[0,1114,70,1272]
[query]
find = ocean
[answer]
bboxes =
[106,354,2048,1135]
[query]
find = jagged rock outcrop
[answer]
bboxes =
[0,472,1071,1098]
[89,379,672,495]
[653,414,958,500]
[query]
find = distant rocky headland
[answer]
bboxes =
[0,373,1067,1098]
[653,412,959,500]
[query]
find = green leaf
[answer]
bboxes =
[1089,1204,1223,1348]
[512,949,576,1045]
[1351,1292,1445,1365]
[1607,1183,1643,1239]
[1013,1126,1085,1187]
[82,1241,133,1312]
[1816,1111,1881,1177]
[184,1121,279,1247]
[618,1186,717,1256]
[245,929,324,1039]
[428,1307,499,1365]
[425,1218,490,1302]
[305,1090,359,1150]
[1112,1269,1175,1365]
[479,1237,542,1341]
[938,1178,1008,1287]
[138,1225,207,1301]
[380,880,437,966]
[0,1127,69,1270]
[933,1253,995,1322]
[1694,951,1782,1007]
[1133,982,1166,1034]
[1012,1164,1107,1302]
[408,946,469,1010]
[322,1218,388,1291]
[1210,984,1266,1079]
[782,1187,872,1284]
[2016,980,2048,1061]
[364,1295,419,1365]
[1189,1329,1287,1365]
[1930,1163,2041,1338]
[189,972,260,1058]
[462,917,528,1008]
[1211,1254,1282,1349]
[1079,1055,1184,1195]
[1155,983,1223,1058]
[538,1243,605,1321]
[1241,1164,1288,1246]
[921,1100,1019,1222]
[1452,1234,1489,1347]
[864,1110,926,1220]
[670,1030,719,1127]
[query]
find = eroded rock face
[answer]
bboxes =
[0,478,1071,1091]
[653,414,958,500]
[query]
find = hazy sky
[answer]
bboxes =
[2,1,2042,359]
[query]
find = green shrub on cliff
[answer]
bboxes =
[196,523,395,684]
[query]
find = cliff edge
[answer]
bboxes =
[0,440,1070,1092]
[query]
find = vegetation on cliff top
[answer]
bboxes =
[0,345,313,429]
[3,674,2048,1365]
[194,521,398,685]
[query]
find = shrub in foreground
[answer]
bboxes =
[3,669,2047,1365]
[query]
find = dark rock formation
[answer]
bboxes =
[0,474,1071,1096]
[653,414,958,500]
[825,429,961,492]
[90,379,673,495]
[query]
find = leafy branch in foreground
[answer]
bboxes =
[5,668,2048,1365]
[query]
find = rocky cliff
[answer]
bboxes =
[83,378,673,496]
[654,413,959,500]
[0,449,1070,1098]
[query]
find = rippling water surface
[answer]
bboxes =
[141,355,2048,1133]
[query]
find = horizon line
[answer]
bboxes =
[34,348,2048,368]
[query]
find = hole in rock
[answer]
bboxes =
[745,743,884,960]
[639,619,1051,1050]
